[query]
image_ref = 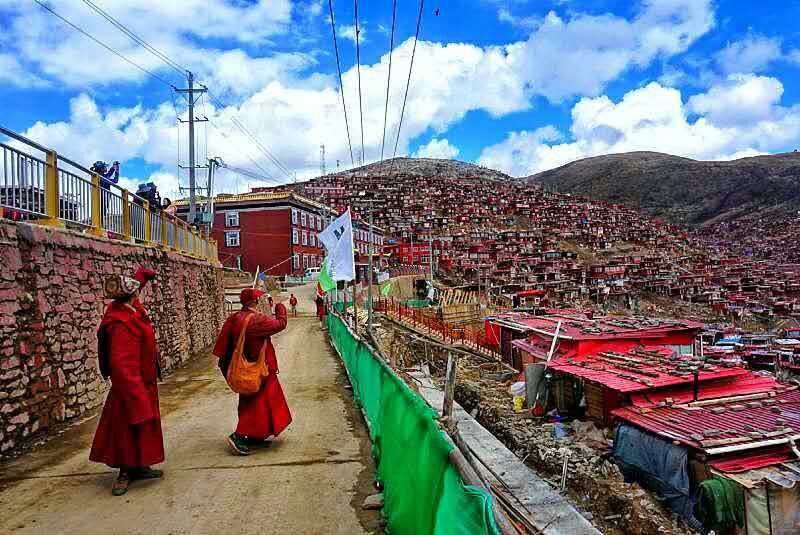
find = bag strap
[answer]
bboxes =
[234,313,255,354]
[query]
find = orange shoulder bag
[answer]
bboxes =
[226,313,268,395]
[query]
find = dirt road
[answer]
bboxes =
[0,285,380,535]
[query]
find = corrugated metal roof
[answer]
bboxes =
[493,313,703,341]
[708,446,796,474]
[614,389,800,455]
[630,373,787,407]
[548,346,748,393]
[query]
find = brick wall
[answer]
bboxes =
[0,220,225,460]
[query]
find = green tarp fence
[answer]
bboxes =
[327,312,500,535]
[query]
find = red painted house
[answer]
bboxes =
[200,191,329,275]
[487,310,704,369]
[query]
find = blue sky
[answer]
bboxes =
[1,0,800,197]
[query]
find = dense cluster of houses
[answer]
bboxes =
[484,310,800,533]
[289,168,800,324]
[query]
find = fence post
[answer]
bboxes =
[160,212,168,249]
[121,190,131,240]
[143,200,151,243]
[40,150,64,228]
[87,173,104,237]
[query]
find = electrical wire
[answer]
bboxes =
[354,0,365,166]
[208,91,294,180]
[78,0,187,76]
[33,0,176,88]
[327,0,355,167]
[380,0,398,163]
[207,120,274,181]
[392,0,425,160]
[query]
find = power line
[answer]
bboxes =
[207,91,294,180]
[207,120,273,179]
[354,0,365,166]
[380,0,398,162]
[327,0,355,167]
[78,0,186,76]
[392,0,425,160]
[33,0,176,88]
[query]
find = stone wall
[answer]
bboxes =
[0,220,225,460]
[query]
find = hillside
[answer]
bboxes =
[325,157,513,183]
[527,151,800,225]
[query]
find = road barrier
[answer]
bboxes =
[0,126,218,263]
[327,311,499,535]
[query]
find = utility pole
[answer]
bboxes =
[367,200,374,335]
[175,71,207,225]
[429,234,434,283]
[320,144,326,176]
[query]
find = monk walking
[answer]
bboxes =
[213,289,292,455]
[90,267,164,496]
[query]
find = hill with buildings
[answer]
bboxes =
[280,157,799,322]
[527,151,800,226]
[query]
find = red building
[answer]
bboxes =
[193,191,328,275]
[383,242,431,265]
[487,310,704,370]
[177,190,386,277]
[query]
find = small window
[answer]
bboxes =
[292,209,298,224]
[225,231,240,247]
[293,254,300,270]
[225,212,239,227]
[309,234,315,247]
[303,255,309,269]
[316,216,322,230]
[302,231,308,246]
[301,212,307,227]
[293,229,299,244]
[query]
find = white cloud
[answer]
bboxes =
[3,0,722,192]
[0,53,48,88]
[478,80,800,176]
[413,138,460,159]
[497,7,540,30]
[505,0,715,102]
[0,0,294,87]
[687,74,783,127]
[337,24,365,44]
[715,34,783,74]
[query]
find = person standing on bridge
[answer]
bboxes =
[289,293,298,317]
[90,267,164,496]
[213,288,291,456]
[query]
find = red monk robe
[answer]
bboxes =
[90,300,165,468]
[213,303,291,439]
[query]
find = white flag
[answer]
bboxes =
[319,209,355,281]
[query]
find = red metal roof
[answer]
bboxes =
[613,388,800,455]
[493,312,704,341]
[548,347,748,393]
[708,446,796,473]
[630,373,787,407]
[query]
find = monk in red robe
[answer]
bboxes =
[213,289,292,455]
[90,267,164,496]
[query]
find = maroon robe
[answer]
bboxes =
[90,300,165,468]
[213,303,291,439]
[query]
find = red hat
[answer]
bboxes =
[240,288,266,304]
[134,267,157,288]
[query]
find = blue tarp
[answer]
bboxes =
[613,424,702,530]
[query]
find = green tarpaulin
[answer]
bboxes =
[327,313,499,535]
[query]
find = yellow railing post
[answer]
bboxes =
[193,230,200,257]
[87,173,105,237]
[143,200,151,243]
[160,212,168,249]
[40,150,64,228]
[122,190,131,240]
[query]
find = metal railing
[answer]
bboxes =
[0,125,219,264]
